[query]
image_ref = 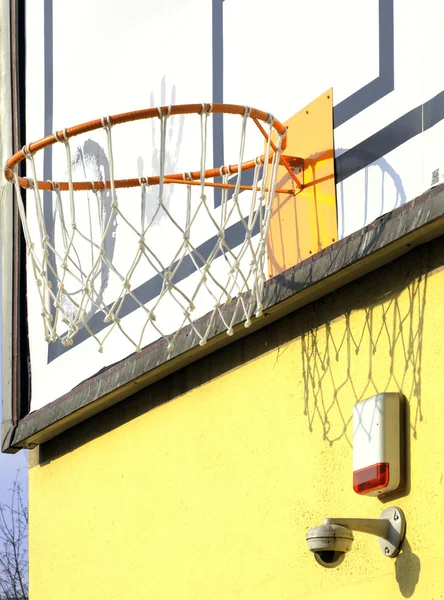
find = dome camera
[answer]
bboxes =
[306,523,354,568]
[306,507,406,569]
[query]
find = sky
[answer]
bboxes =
[0,371,28,505]
[0,431,28,505]
[0,402,28,506]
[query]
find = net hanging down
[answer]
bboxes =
[5,103,289,355]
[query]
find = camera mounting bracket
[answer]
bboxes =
[324,506,406,558]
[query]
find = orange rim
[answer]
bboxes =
[4,103,287,192]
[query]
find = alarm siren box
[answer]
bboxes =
[353,393,404,496]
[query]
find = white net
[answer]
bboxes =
[10,105,284,354]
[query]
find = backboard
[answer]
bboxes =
[2,0,444,448]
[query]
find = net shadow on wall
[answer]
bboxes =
[300,243,428,448]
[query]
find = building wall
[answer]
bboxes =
[29,238,444,599]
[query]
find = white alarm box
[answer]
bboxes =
[353,393,404,496]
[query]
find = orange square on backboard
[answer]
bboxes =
[267,89,337,278]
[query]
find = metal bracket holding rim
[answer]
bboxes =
[279,155,304,191]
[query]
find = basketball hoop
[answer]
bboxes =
[4,103,301,354]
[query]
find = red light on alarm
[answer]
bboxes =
[353,462,389,495]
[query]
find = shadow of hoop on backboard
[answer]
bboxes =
[336,149,407,240]
[137,77,185,227]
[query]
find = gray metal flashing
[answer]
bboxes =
[1,420,17,454]
[1,1,15,453]
[4,182,444,451]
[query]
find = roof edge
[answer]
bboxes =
[5,183,444,450]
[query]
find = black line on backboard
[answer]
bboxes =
[333,0,394,128]
[336,90,444,183]
[212,0,224,172]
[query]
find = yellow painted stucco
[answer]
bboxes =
[29,247,444,599]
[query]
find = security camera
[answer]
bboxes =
[306,507,406,569]
[306,523,353,568]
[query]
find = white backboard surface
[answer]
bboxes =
[22,0,444,411]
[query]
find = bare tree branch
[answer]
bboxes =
[0,473,28,600]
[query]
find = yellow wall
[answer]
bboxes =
[29,243,444,599]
